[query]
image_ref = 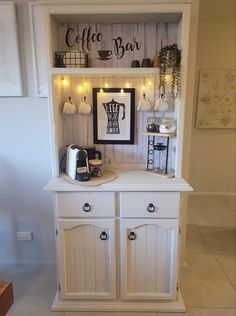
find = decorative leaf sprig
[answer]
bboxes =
[159,44,181,99]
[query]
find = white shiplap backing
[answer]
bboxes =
[55,21,178,167]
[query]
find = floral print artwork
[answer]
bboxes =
[196,69,236,128]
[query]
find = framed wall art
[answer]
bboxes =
[93,88,135,144]
[196,69,236,128]
[0,2,22,96]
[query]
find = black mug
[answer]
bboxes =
[84,146,102,160]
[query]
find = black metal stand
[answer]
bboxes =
[147,134,171,175]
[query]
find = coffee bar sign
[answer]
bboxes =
[56,22,177,67]
[66,26,142,60]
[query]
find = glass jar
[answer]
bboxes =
[159,118,176,134]
[146,117,160,133]
[89,159,103,177]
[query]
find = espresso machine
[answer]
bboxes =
[66,144,90,181]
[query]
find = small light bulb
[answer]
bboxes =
[165,75,171,83]
[126,82,130,88]
[142,85,146,91]
[120,88,124,93]
[100,88,104,93]
[84,81,88,87]
[62,79,69,86]
[78,85,82,92]
[148,81,152,86]
[105,82,109,88]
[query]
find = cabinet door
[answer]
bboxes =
[121,219,178,300]
[58,219,116,299]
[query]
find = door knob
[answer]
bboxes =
[100,231,108,240]
[83,202,91,212]
[147,203,155,212]
[128,232,136,240]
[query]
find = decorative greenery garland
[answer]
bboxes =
[159,44,181,99]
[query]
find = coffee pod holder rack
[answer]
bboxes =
[143,131,176,178]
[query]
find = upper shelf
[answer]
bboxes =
[49,67,160,77]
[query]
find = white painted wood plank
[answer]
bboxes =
[75,225,86,292]
[167,22,178,45]
[156,225,168,293]
[134,225,146,293]
[126,228,136,294]
[64,228,76,292]
[95,225,107,293]
[145,224,157,293]
[145,23,156,61]
[84,224,96,292]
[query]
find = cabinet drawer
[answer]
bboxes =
[56,192,116,217]
[120,192,179,218]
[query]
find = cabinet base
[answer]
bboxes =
[52,291,185,313]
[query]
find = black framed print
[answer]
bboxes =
[93,88,135,144]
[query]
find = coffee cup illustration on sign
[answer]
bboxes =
[97,50,112,60]
[78,96,91,115]
[63,97,76,115]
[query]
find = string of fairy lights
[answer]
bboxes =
[59,75,172,96]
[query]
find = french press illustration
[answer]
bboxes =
[103,99,125,134]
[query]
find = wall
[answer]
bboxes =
[189,0,236,193]
[0,0,55,264]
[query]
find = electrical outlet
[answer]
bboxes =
[16,232,33,241]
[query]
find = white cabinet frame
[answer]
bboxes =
[0,1,22,96]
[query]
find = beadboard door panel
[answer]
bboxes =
[120,219,178,300]
[58,219,116,299]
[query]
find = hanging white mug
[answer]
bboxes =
[63,97,76,115]
[137,94,152,112]
[154,97,169,112]
[78,96,91,115]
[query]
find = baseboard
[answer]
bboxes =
[188,191,236,196]
[0,259,56,266]
[52,291,186,312]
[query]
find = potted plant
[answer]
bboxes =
[159,44,181,99]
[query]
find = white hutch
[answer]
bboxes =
[30,0,198,313]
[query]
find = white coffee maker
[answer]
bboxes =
[66,144,90,181]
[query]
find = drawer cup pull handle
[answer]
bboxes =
[128,232,136,240]
[100,231,108,240]
[83,202,91,212]
[147,203,155,213]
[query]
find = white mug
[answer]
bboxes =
[63,97,76,115]
[78,96,91,115]
[137,94,152,112]
[154,97,169,112]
